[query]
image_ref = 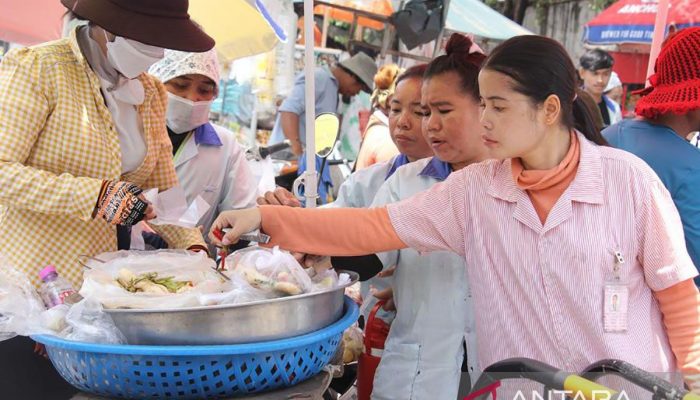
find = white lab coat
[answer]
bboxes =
[324,159,406,310]
[173,123,257,236]
[325,160,392,209]
[369,157,478,400]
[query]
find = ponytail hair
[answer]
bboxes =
[424,33,486,100]
[483,35,608,146]
[573,96,607,144]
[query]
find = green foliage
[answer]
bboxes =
[588,0,616,12]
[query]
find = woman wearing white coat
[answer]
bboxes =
[148,49,257,241]
[367,34,488,400]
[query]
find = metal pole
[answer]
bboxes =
[304,0,318,208]
[645,0,671,86]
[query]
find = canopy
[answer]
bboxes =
[313,0,393,31]
[0,0,285,62]
[189,0,287,61]
[584,0,700,45]
[445,0,532,41]
[0,0,64,45]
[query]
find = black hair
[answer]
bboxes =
[579,48,614,71]
[396,63,428,86]
[484,35,608,146]
[424,33,486,100]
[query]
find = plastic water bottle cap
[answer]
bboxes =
[39,265,57,281]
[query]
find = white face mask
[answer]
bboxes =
[166,92,213,134]
[104,31,164,79]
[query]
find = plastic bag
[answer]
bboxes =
[39,304,69,333]
[0,264,50,340]
[198,272,272,306]
[311,268,338,292]
[342,323,364,363]
[61,299,125,344]
[229,246,314,296]
[308,269,351,293]
[344,282,362,305]
[80,250,228,309]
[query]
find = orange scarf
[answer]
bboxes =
[511,132,580,224]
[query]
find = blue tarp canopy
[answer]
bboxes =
[445,0,532,40]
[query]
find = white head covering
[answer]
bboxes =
[149,48,221,88]
[605,71,622,93]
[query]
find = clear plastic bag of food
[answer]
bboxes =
[60,299,125,344]
[311,268,338,291]
[0,264,50,340]
[342,323,364,363]
[80,250,229,309]
[198,272,272,306]
[308,268,351,293]
[229,246,314,296]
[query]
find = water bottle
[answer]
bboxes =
[38,265,77,308]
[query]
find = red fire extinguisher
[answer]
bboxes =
[357,300,391,400]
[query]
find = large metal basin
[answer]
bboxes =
[104,271,359,345]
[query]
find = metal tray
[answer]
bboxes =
[104,271,359,345]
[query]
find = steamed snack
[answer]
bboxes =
[240,267,303,296]
[116,268,193,294]
[273,281,302,296]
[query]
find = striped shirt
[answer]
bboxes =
[386,132,697,393]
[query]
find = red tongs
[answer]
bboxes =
[212,228,229,271]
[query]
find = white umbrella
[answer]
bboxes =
[188,0,287,61]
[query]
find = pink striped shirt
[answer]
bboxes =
[386,132,697,389]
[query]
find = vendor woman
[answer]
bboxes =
[0,0,213,398]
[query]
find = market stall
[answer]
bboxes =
[584,0,700,84]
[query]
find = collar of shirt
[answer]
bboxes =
[323,65,338,85]
[487,131,604,205]
[194,123,223,147]
[385,153,411,179]
[76,25,119,85]
[602,94,616,111]
[419,156,452,181]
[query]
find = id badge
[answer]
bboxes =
[603,282,629,332]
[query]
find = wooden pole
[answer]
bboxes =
[644,0,671,86]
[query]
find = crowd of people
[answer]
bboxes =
[0,0,698,399]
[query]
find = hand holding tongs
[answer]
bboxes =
[212,228,269,279]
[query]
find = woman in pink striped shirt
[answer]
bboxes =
[212,35,700,397]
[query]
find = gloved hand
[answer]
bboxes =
[93,180,152,226]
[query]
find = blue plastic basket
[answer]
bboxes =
[33,296,358,399]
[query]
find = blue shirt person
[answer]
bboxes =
[270,52,377,156]
[605,120,700,283]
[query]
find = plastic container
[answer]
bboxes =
[357,300,390,400]
[38,265,76,308]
